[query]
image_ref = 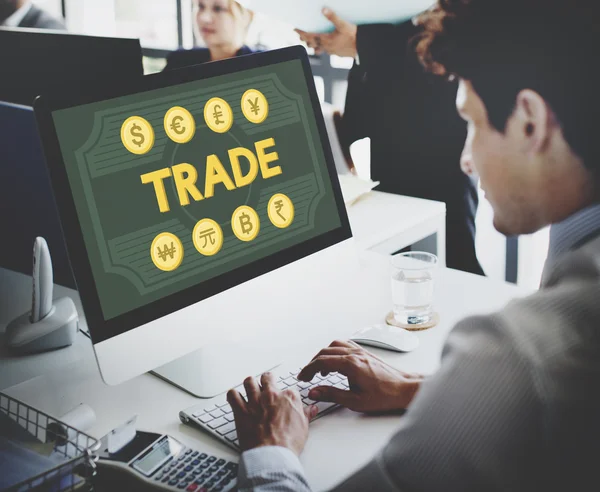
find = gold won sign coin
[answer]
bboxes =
[151,232,184,272]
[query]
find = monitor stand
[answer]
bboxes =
[151,341,282,399]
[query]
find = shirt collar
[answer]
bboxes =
[548,203,600,258]
[1,1,33,27]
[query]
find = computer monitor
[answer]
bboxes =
[34,46,355,397]
[0,27,143,107]
[0,101,74,288]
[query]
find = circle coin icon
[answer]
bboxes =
[164,106,196,144]
[267,193,295,229]
[231,205,260,242]
[241,89,269,124]
[151,232,184,272]
[193,218,224,256]
[121,116,155,155]
[204,97,234,133]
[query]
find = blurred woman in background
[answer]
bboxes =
[165,0,254,71]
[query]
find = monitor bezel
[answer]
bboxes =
[34,45,352,344]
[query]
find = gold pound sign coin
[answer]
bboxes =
[121,116,155,155]
[231,205,260,242]
[193,218,224,256]
[151,232,184,272]
[241,89,269,124]
[268,193,295,229]
[204,97,233,133]
[164,106,196,144]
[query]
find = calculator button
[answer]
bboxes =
[192,459,200,466]
[185,466,193,472]
[185,449,192,455]
[207,456,217,463]
[177,483,188,489]
[185,457,192,463]
[162,476,170,483]
[169,479,179,486]
[191,451,199,458]
[199,453,207,460]
[216,459,226,466]
[186,485,198,492]
[200,462,210,469]
[225,463,237,471]
[214,486,224,492]
[177,472,186,479]
[209,465,219,473]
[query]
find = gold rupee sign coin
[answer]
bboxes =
[164,106,196,144]
[204,97,234,133]
[193,218,224,256]
[267,193,295,229]
[231,205,260,242]
[151,232,184,272]
[241,89,269,124]
[121,116,155,155]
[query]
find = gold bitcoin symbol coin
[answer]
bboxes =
[231,205,260,242]
[164,106,196,144]
[150,232,184,272]
[241,89,269,124]
[204,97,233,133]
[267,193,295,229]
[121,116,155,155]
[193,218,224,256]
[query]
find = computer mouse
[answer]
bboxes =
[350,324,420,353]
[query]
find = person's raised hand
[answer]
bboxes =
[295,8,358,58]
[227,372,317,456]
[298,340,424,413]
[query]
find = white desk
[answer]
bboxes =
[348,191,446,264]
[1,251,529,491]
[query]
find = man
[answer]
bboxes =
[298,9,484,275]
[0,0,66,30]
[227,0,600,490]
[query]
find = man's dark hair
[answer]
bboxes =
[415,0,599,172]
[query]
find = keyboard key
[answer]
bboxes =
[198,414,213,423]
[224,413,235,422]
[210,409,225,418]
[300,388,311,398]
[203,405,218,413]
[224,430,237,441]
[315,401,337,413]
[234,439,240,446]
[217,421,236,436]
[208,417,228,429]
[220,404,232,414]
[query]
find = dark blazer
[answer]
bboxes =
[340,20,483,275]
[164,45,255,71]
[19,4,66,30]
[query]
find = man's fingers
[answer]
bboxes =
[298,355,356,381]
[243,376,261,407]
[227,389,248,415]
[322,7,350,31]
[309,385,356,407]
[260,372,277,391]
[330,339,356,349]
[309,347,354,362]
[303,404,318,421]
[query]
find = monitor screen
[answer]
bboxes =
[45,48,349,342]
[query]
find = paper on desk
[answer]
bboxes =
[338,174,379,206]
[248,0,434,32]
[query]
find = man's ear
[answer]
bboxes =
[512,89,554,154]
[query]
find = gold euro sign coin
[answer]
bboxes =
[241,89,269,124]
[121,116,155,155]
[193,218,224,256]
[204,97,233,133]
[231,205,260,242]
[268,193,295,229]
[164,106,196,144]
[151,232,184,272]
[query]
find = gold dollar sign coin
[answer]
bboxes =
[193,218,224,256]
[121,116,155,155]
[241,89,269,124]
[204,97,233,133]
[164,106,196,144]
[267,193,295,229]
[151,232,184,272]
[231,205,260,242]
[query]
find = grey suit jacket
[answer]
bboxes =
[239,233,600,491]
[19,5,66,30]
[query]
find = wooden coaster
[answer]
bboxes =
[385,311,439,331]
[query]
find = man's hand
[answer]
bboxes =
[296,8,358,58]
[227,373,318,456]
[298,340,424,413]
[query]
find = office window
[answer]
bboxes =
[314,76,325,104]
[115,0,179,49]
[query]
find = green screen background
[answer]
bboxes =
[52,60,342,320]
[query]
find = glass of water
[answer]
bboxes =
[391,252,438,328]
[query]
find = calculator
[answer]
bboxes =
[96,430,237,491]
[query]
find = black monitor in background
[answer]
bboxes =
[0,27,143,107]
[0,101,75,288]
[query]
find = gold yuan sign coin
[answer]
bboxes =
[121,116,155,155]
[204,97,233,133]
[164,106,196,144]
[232,205,260,242]
[241,89,269,124]
[193,218,224,256]
[268,193,295,229]
[151,232,184,272]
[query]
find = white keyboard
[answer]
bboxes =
[180,369,349,451]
